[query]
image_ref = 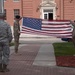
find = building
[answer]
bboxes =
[4,0,75,25]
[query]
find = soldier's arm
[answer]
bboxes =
[70,20,75,27]
[7,24,13,43]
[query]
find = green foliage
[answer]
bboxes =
[53,42,75,56]
[9,42,14,46]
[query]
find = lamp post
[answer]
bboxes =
[0,0,4,13]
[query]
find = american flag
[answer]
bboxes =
[21,17,73,38]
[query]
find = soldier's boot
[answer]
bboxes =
[15,50,18,53]
[2,64,10,72]
[0,64,3,72]
[15,49,18,53]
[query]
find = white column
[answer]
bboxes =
[0,0,4,13]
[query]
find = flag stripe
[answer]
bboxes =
[42,27,72,31]
[42,24,72,27]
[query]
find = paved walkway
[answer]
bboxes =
[33,44,56,66]
[0,38,75,75]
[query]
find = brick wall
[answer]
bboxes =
[4,0,75,26]
[4,0,22,25]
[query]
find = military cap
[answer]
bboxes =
[15,15,21,19]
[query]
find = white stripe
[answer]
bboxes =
[42,21,70,24]
[42,28,72,31]
[42,24,72,27]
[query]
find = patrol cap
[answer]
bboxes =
[0,13,5,18]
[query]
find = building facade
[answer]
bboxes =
[4,0,75,25]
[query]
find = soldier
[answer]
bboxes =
[70,20,75,47]
[0,13,12,72]
[13,15,21,53]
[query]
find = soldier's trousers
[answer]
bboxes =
[72,31,75,47]
[14,35,20,53]
[0,42,10,65]
[72,36,75,47]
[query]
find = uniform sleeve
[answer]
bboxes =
[7,24,13,43]
[70,21,75,27]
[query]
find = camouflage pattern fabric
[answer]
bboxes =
[70,21,75,47]
[13,20,20,53]
[0,20,12,65]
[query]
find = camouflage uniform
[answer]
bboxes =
[13,20,20,53]
[0,19,12,72]
[72,23,75,46]
[70,21,75,47]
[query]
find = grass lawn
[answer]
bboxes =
[53,42,75,56]
[9,42,14,46]
[9,42,21,46]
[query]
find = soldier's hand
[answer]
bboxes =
[18,31,21,35]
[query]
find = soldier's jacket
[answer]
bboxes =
[70,21,75,46]
[70,21,75,38]
[13,20,20,36]
[0,20,12,43]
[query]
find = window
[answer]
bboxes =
[43,9,53,20]
[44,14,47,19]
[13,0,19,2]
[4,9,6,20]
[42,0,54,2]
[43,0,54,1]
[14,9,20,18]
[44,9,53,12]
